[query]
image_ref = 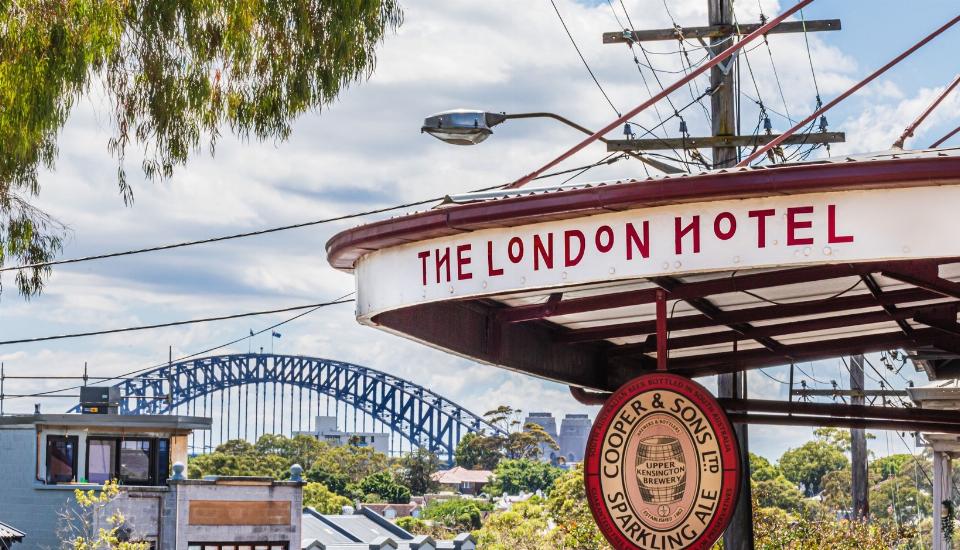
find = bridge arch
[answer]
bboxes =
[70,353,504,461]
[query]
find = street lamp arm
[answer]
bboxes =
[499,112,683,174]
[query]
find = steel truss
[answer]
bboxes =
[69,353,504,461]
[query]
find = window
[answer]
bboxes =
[46,435,79,483]
[87,437,170,486]
[120,439,152,484]
[88,438,117,484]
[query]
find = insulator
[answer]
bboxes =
[763,115,772,133]
[818,115,829,132]
[679,119,688,136]
[623,122,634,137]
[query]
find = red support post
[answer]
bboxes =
[893,74,960,149]
[656,289,668,371]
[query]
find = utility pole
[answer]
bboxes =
[712,0,754,545]
[850,354,869,520]
[601,3,843,548]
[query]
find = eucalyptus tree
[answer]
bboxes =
[1,0,402,296]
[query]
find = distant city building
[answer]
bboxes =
[522,412,558,460]
[431,466,493,496]
[522,412,592,464]
[301,506,475,549]
[0,408,303,549]
[295,416,390,455]
[558,413,592,463]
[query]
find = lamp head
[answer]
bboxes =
[421,109,507,145]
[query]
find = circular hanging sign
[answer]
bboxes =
[584,373,740,550]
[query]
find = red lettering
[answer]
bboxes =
[435,248,450,283]
[595,225,614,253]
[533,234,554,270]
[626,221,649,260]
[456,244,472,280]
[417,250,430,286]
[787,206,814,245]
[828,204,854,243]
[508,237,524,263]
[674,216,700,254]
[564,230,585,267]
[748,209,775,248]
[487,241,504,276]
[713,212,736,240]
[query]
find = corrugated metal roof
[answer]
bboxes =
[0,521,25,540]
[442,147,960,206]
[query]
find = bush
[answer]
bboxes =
[422,498,491,531]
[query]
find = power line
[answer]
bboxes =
[548,0,622,117]
[0,297,355,346]
[0,291,356,401]
[0,159,603,275]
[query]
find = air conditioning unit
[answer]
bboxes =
[79,386,120,414]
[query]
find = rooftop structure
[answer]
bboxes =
[431,466,493,496]
[301,507,475,550]
[0,410,302,549]
[0,521,25,547]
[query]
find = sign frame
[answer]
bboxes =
[584,373,741,550]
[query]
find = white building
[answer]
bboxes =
[294,416,390,454]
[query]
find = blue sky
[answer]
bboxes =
[0,0,958,463]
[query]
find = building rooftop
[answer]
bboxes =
[0,520,25,542]
[0,413,211,431]
[431,466,493,485]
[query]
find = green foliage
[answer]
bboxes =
[306,469,349,496]
[302,482,351,514]
[752,505,912,549]
[397,447,441,496]
[820,467,852,513]
[813,427,876,454]
[749,452,781,482]
[354,470,410,504]
[869,474,932,525]
[0,0,402,297]
[870,453,913,482]
[545,465,608,549]
[454,407,560,470]
[474,498,551,550]
[455,432,501,470]
[421,498,492,531]
[779,439,849,497]
[486,459,564,497]
[58,480,150,549]
[752,474,808,514]
[188,434,392,493]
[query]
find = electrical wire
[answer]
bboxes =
[548,0,622,117]
[0,296,355,346]
[0,291,356,401]
[732,275,863,306]
[0,159,614,275]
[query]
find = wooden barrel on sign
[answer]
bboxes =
[636,436,686,504]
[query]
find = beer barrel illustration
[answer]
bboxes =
[635,436,687,504]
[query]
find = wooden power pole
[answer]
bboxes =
[711,0,754,546]
[601,3,844,548]
[850,354,869,520]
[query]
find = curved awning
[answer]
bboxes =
[327,149,960,390]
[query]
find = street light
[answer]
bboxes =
[421,109,681,173]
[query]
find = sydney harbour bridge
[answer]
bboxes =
[67,353,506,461]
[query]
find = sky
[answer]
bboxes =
[1,0,959,463]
